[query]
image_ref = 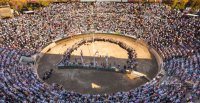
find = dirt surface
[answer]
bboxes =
[37,34,158,94]
[70,41,128,67]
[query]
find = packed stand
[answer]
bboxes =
[0,2,199,102]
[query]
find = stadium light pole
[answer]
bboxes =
[80,50,84,66]
[93,33,95,67]
[90,4,96,67]
[105,53,108,68]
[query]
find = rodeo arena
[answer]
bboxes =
[0,0,200,103]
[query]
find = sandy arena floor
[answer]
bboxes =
[37,34,158,94]
[70,41,128,67]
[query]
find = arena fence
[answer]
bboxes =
[134,39,164,75]
[58,64,131,73]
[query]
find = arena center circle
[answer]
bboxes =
[37,33,159,94]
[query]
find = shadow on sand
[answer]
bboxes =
[37,53,158,94]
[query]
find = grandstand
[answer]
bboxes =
[0,2,199,102]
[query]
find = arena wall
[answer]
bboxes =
[37,33,164,70]
[35,33,166,93]
[35,42,57,78]
[133,39,164,75]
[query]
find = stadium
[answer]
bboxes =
[0,0,200,102]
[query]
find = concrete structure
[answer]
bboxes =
[0,6,13,19]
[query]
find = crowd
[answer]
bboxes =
[61,37,137,71]
[0,2,199,102]
[42,69,53,80]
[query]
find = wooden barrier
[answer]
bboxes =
[58,64,131,74]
